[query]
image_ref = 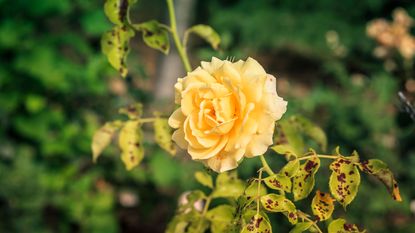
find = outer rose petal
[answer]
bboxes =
[169,57,288,172]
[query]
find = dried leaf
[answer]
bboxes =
[311,190,335,221]
[358,159,402,202]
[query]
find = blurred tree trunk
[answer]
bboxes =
[155,0,195,104]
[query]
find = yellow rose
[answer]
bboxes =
[168,57,287,172]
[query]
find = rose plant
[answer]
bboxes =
[92,1,403,232]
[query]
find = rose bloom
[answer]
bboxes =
[168,57,287,172]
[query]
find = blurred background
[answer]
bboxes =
[1,0,415,232]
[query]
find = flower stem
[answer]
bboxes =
[260,155,275,175]
[196,195,211,231]
[166,0,192,72]
[298,154,339,161]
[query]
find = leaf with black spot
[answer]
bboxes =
[260,194,298,224]
[280,159,300,178]
[241,213,272,233]
[104,0,137,26]
[358,159,402,202]
[118,120,144,170]
[329,156,360,208]
[328,218,366,233]
[134,20,170,54]
[119,103,143,119]
[264,174,292,193]
[292,155,320,201]
[101,26,135,77]
[311,190,335,221]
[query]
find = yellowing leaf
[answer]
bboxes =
[206,205,236,233]
[329,157,360,208]
[104,0,137,26]
[118,120,144,170]
[212,171,245,198]
[92,120,123,162]
[311,190,335,221]
[185,24,221,50]
[328,218,365,233]
[245,180,268,198]
[278,120,305,156]
[101,26,135,77]
[134,20,170,54]
[358,159,402,202]
[292,156,321,201]
[289,222,313,233]
[241,213,272,233]
[264,174,292,192]
[154,117,176,155]
[260,193,298,225]
[271,144,298,158]
[194,171,213,189]
[280,159,300,178]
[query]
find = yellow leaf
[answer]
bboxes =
[118,120,144,170]
[92,120,123,162]
[292,155,321,201]
[154,117,176,155]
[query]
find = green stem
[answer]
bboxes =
[256,169,263,215]
[196,195,212,231]
[298,154,339,161]
[166,0,192,72]
[297,211,323,233]
[260,155,274,175]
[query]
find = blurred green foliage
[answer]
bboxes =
[1,0,415,232]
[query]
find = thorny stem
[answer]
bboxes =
[260,155,275,175]
[297,211,323,233]
[166,0,192,72]
[298,154,339,161]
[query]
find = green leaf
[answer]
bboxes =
[280,159,300,178]
[260,194,298,224]
[358,159,402,202]
[292,115,327,152]
[328,218,365,233]
[101,26,135,77]
[311,190,335,221]
[134,20,170,54]
[206,205,236,233]
[118,103,143,119]
[241,213,272,233]
[212,171,245,199]
[264,174,292,192]
[289,222,313,233]
[118,120,144,170]
[271,144,298,158]
[154,117,176,155]
[104,0,137,26]
[329,157,360,208]
[92,120,123,162]
[194,171,213,189]
[292,155,320,201]
[279,120,305,155]
[185,24,221,50]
